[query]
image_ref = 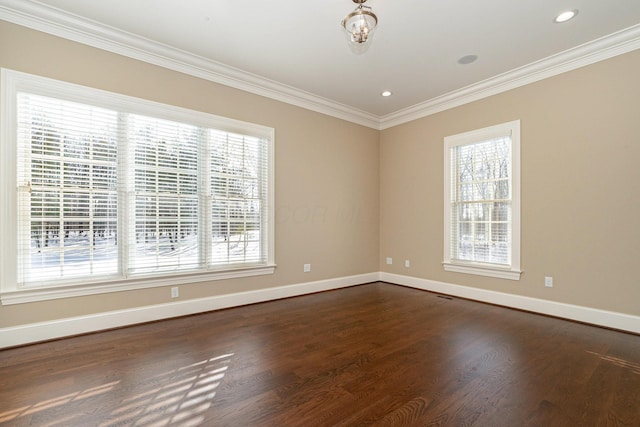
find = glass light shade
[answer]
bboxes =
[342,6,378,45]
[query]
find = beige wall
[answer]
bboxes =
[2,19,639,331]
[380,49,640,316]
[0,21,380,327]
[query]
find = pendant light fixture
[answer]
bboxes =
[341,0,378,53]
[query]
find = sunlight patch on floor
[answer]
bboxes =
[0,381,120,423]
[0,354,234,426]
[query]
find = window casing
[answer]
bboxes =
[443,120,521,280]
[1,69,275,304]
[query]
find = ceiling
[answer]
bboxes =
[1,0,640,128]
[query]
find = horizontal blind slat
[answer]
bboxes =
[450,135,512,266]
[13,88,272,288]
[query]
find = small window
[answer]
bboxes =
[443,120,521,280]
[1,69,275,304]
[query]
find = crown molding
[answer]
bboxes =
[0,0,381,129]
[379,24,640,129]
[1,1,639,131]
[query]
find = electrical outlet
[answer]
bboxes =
[545,277,553,288]
[304,263,311,273]
[171,287,179,298]
[386,257,393,265]
[405,259,410,268]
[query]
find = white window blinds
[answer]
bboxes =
[450,137,512,265]
[443,120,521,280]
[6,71,274,292]
[129,115,201,274]
[210,131,267,266]
[17,94,119,284]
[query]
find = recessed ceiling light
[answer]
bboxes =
[458,54,478,65]
[554,10,578,23]
[381,91,392,97]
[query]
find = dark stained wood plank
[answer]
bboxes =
[1,282,639,426]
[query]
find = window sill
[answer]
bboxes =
[0,265,276,305]
[443,262,521,281]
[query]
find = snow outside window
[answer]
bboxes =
[0,69,274,304]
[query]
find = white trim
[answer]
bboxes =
[442,262,521,281]
[2,271,638,348]
[380,272,640,334]
[1,2,639,130]
[0,68,18,296]
[443,120,521,279]
[0,266,276,305]
[0,1,380,130]
[379,24,640,129]
[1,69,276,303]
[2,69,275,139]
[0,272,379,348]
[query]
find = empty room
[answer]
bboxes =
[1,1,639,425]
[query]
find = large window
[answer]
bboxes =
[443,120,521,280]
[1,69,274,303]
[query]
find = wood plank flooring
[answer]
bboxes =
[1,282,639,426]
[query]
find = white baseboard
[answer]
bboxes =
[380,272,640,334]
[0,272,379,348]
[2,271,638,348]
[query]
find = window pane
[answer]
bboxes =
[209,132,265,266]
[129,115,200,274]
[17,93,119,284]
[450,134,513,267]
[12,76,273,291]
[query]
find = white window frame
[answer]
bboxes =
[0,69,275,305]
[443,120,521,280]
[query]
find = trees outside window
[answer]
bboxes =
[443,120,521,280]
[1,70,274,302]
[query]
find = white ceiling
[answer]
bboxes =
[2,0,640,128]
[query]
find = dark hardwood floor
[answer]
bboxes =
[1,282,639,426]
